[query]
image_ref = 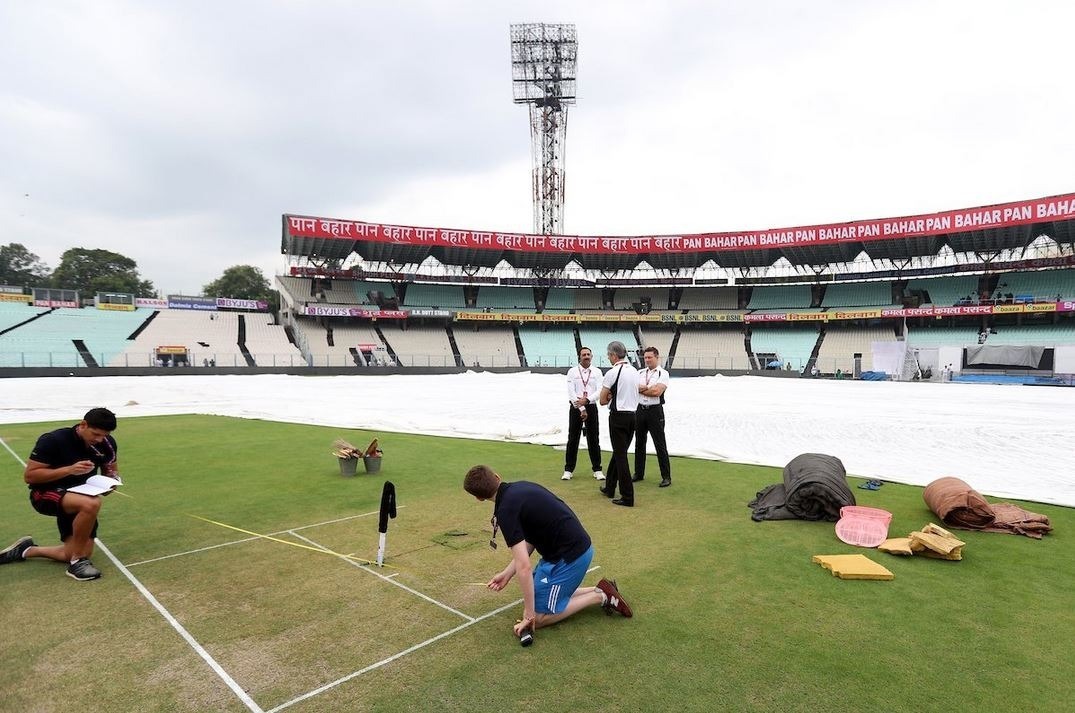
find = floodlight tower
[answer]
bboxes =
[510,23,577,236]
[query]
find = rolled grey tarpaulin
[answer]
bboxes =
[748,453,855,522]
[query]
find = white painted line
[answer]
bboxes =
[266,598,522,713]
[291,532,473,622]
[95,539,265,713]
[0,436,263,713]
[126,507,404,567]
[0,435,25,466]
[126,536,262,567]
[385,572,399,579]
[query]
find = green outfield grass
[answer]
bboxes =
[1,415,1072,712]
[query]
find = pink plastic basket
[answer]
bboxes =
[835,506,893,547]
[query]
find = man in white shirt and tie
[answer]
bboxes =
[634,346,671,488]
[562,347,605,481]
[598,340,641,507]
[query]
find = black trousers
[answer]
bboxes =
[635,404,670,480]
[603,410,636,500]
[565,404,602,473]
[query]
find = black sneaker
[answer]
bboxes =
[0,536,33,565]
[66,558,102,581]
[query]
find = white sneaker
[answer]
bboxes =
[593,471,605,481]
[561,471,573,480]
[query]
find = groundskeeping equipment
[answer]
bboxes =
[377,481,397,567]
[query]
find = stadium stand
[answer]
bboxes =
[543,288,576,312]
[2,307,151,368]
[402,284,466,309]
[278,276,394,306]
[112,310,248,367]
[613,287,670,311]
[577,327,638,367]
[677,287,738,310]
[979,323,1075,346]
[995,269,1075,302]
[0,302,47,331]
[242,313,304,365]
[295,321,386,366]
[904,326,981,347]
[815,325,898,374]
[638,326,676,363]
[906,276,979,306]
[276,275,315,301]
[673,326,749,369]
[474,287,535,310]
[748,325,821,371]
[378,324,456,366]
[452,325,521,367]
[573,289,605,310]
[517,325,577,367]
[747,285,812,309]
[821,282,895,307]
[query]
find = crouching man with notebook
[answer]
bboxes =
[0,407,120,581]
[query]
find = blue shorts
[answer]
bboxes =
[533,545,594,615]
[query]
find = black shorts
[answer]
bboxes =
[29,488,99,542]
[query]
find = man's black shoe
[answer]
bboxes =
[611,498,634,507]
[66,558,102,581]
[631,475,644,482]
[0,536,33,565]
[599,487,615,498]
[659,478,672,488]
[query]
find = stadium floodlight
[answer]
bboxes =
[510,23,577,236]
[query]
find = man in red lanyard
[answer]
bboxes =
[562,347,605,481]
[634,347,672,488]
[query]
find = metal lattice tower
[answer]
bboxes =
[510,23,577,236]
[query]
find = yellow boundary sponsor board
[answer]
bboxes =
[829,309,882,320]
[97,303,136,311]
[0,293,31,303]
[454,311,577,322]
[1022,302,1057,313]
[577,313,661,322]
[674,312,744,323]
[786,312,830,322]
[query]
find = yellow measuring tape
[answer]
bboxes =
[186,513,397,569]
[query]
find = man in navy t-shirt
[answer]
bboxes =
[0,408,119,581]
[464,464,633,640]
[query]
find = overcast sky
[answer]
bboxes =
[3,1,1074,295]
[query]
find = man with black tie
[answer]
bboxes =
[599,341,640,507]
[634,346,671,488]
[563,347,604,482]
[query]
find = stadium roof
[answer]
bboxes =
[282,192,1075,271]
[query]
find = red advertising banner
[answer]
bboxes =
[882,305,996,318]
[34,299,78,308]
[284,192,1075,254]
[1058,301,1075,313]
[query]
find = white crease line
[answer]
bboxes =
[0,436,263,713]
[0,436,25,468]
[266,598,523,713]
[385,572,399,579]
[95,539,265,713]
[291,532,473,622]
[126,507,404,567]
